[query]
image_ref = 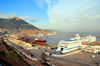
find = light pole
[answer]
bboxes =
[49,53,52,66]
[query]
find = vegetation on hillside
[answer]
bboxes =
[0,18,40,30]
[0,40,30,66]
[0,17,50,35]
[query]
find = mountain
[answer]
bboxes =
[0,17,39,30]
[0,16,50,35]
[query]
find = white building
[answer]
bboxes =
[80,41,100,54]
[8,38,33,49]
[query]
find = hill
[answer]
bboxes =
[0,16,50,35]
[0,39,43,66]
[0,17,39,30]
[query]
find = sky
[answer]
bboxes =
[0,0,100,32]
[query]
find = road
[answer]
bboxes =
[46,54,92,66]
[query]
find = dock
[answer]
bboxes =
[33,43,57,49]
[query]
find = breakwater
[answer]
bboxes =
[58,34,100,38]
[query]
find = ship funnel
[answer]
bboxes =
[35,37,38,40]
[76,34,80,39]
[88,34,91,38]
[76,34,80,37]
[89,34,91,37]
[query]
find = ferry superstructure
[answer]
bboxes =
[56,34,96,53]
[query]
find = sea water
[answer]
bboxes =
[45,35,74,46]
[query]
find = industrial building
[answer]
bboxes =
[8,38,33,49]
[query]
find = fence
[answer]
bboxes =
[43,47,81,57]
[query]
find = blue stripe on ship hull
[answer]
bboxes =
[64,46,80,50]
[55,50,61,53]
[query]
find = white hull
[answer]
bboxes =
[61,46,79,53]
[56,34,96,53]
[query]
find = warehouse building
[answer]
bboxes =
[8,38,33,49]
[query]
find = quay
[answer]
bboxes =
[33,43,57,49]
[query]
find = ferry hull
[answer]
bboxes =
[56,34,96,53]
[56,46,80,53]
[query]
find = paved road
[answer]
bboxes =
[46,55,93,66]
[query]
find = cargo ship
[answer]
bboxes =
[34,37,46,44]
[56,34,96,53]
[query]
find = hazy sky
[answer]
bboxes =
[0,0,100,32]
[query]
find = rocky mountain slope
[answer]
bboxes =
[0,16,50,35]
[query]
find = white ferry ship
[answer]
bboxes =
[56,34,96,53]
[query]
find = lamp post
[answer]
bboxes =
[49,53,52,66]
[50,55,52,66]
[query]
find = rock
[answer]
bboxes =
[13,16,18,18]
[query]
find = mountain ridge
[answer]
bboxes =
[0,16,50,35]
[44,29,60,32]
